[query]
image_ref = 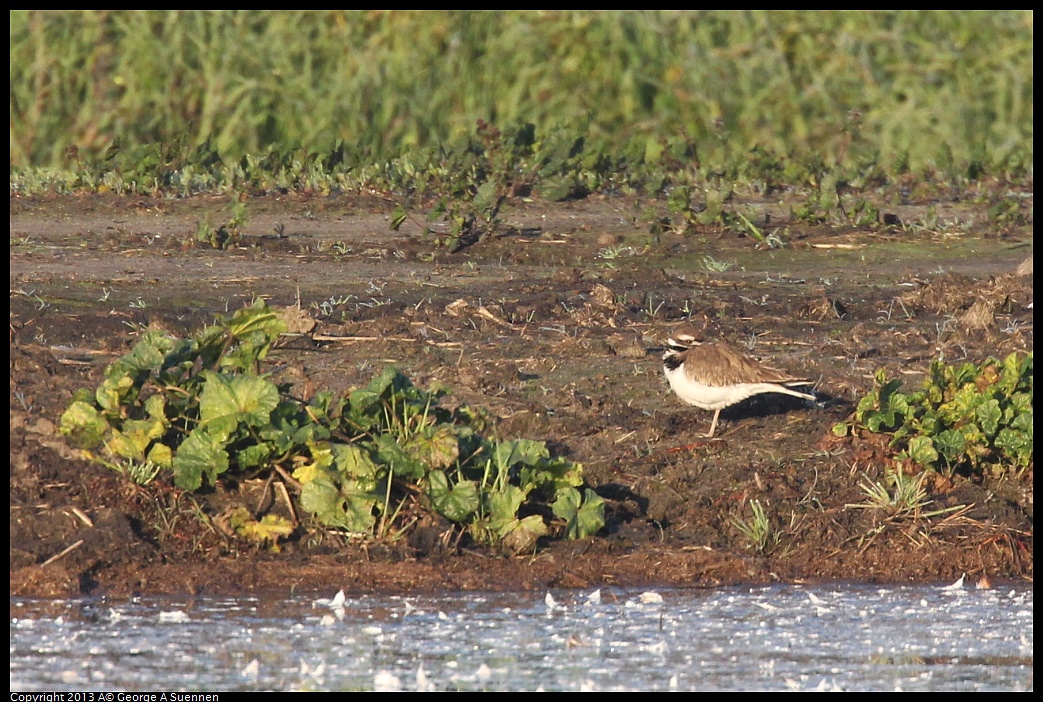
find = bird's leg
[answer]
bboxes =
[705,409,721,438]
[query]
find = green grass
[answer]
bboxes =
[731,499,781,554]
[11,10,1033,181]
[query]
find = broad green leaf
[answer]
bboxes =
[236,443,272,470]
[111,329,177,376]
[572,489,606,539]
[228,507,295,550]
[485,485,527,523]
[995,426,1032,467]
[59,400,109,448]
[210,301,288,370]
[877,376,903,405]
[940,384,984,424]
[906,435,938,468]
[331,443,382,492]
[146,442,173,468]
[291,441,337,485]
[264,405,331,448]
[1010,411,1033,433]
[888,393,911,418]
[499,515,548,554]
[144,393,167,421]
[856,393,879,417]
[104,417,166,462]
[373,433,426,480]
[96,373,137,414]
[199,372,280,439]
[472,180,498,214]
[426,470,480,522]
[957,424,988,467]
[299,474,378,533]
[520,456,584,494]
[292,460,326,486]
[997,352,1022,395]
[348,366,406,419]
[225,300,288,342]
[494,438,550,472]
[975,399,1002,437]
[933,429,966,465]
[173,427,231,490]
[390,204,408,230]
[552,487,606,539]
[538,176,574,202]
[1016,353,1033,392]
[916,412,939,436]
[867,409,897,433]
[403,424,460,470]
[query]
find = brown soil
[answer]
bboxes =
[9,192,1033,599]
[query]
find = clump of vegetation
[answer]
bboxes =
[194,197,248,249]
[730,499,781,555]
[11,11,1033,180]
[391,121,529,251]
[60,300,604,552]
[846,468,964,522]
[389,120,628,251]
[10,12,1035,218]
[835,353,1032,480]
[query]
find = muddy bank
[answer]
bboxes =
[9,194,1033,598]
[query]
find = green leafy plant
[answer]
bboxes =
[390,121,624,252]
[225,507,295,552]
[195,198,249,249]
[298,366,604,551]
[391,121,535,252]
[834,352,1032,479]
[60,300,604,551]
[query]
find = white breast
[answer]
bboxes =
[664,364,788,410]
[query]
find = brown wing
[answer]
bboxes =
[690,341,808,387]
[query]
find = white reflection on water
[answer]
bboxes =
[10,583,1032,691]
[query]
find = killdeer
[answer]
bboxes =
[662,332,815,438]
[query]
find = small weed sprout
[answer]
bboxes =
[935,314,957,345]
[597,244,634,260]
[643,295,665,318]
[877,298,912,322]
[700,256,733,272]
[731,499,780,554]
[116,458,163,486]
[763,228,787,248]
[315,294,355,318]
[13,390,32,412]
[849,469,931,519]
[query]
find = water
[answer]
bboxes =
[10,582,1032,692]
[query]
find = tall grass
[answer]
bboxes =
[10,11,1033,178]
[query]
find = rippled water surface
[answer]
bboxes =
[10,582,1032,691]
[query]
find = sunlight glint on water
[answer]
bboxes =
[10,584,1032,691]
